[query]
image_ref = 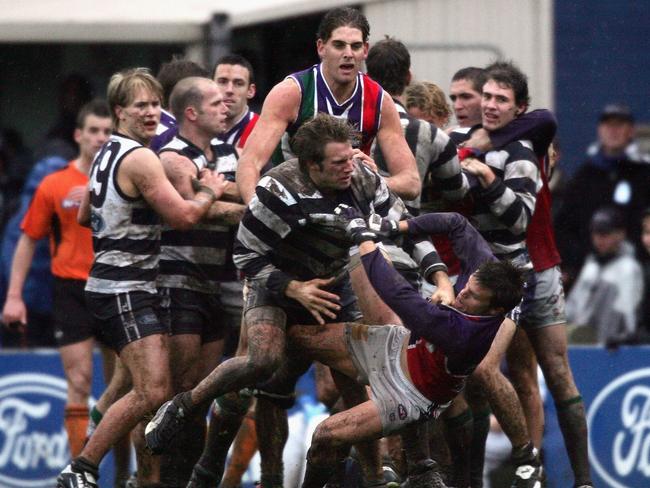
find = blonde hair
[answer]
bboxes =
[107,67,162,125]
[405,81,452,126]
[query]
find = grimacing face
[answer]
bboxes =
[453,274,494,315]
[115,87,161,144]
[308,141,355,192]
[317,26,368,88]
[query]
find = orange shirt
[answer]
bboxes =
[21,162,93,280]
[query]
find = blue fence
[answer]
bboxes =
[2,346,650,487]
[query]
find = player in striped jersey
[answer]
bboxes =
[57,68,228,488]
[236,7,420,205]
[455,67,592,488]
[155,76,246,486]
[146,114,449,488]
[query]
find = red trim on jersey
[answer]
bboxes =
[360,73,383,155]
[237,112,260,149]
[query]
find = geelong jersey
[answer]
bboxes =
[233,159,444,299]
[221,109,259,149]
[361,213,503,409]
[21,162,93,280]
[86,133,161,294]
[373,100,467,214]
[283,64,383,157]
[158,136,238,292]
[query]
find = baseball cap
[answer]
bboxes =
[590,206,625,234]
[599,103,634,123]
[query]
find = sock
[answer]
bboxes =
[64,404,89,457]
[72,456,99,478]
[444,408,473,487]
[87,405,103,438]
[470,407,491,488]
[259,473,283,488]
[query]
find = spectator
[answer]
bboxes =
[555,103,650,288]
[639,209,650,341]
[566,206,644,346]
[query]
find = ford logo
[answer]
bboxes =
[0,373,70,488]
[587,367,650,487]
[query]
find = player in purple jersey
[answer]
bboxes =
[273,210,524,488]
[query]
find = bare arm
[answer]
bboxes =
[237,79,300,204]
[206,200,246,225]
[2,234,38,327]
[119,148,225,231]
[77,186,91,227]
[376,93,420,200]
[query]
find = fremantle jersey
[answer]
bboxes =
[221,109,259,149]
[86,133,161,295]
[150,109,178,153]
[158,136,239,292]
[282,64,383,158]
[361,213,503,409]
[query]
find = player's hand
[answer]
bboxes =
[367,213,400,237]
[196,170,227,201]
[285,278,341,325]
[352,148,377,172]
[2,296,27,332]
[459,157,488,176]
[459,128,492,152]
[429,271,455,306]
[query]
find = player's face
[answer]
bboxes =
[449,79,482,127]
[317,26,368,87]
[214,64,255,121]
[309,141,355,192]
[196,81,228,137]
[481,80,523,131]
[75,115,112,161]
[116,87,161,144]
[453,275,494,315]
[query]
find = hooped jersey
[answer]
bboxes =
[85,133,161,295]
[221,109,260,149]
[158,136,238,292]
[284,64,383,156]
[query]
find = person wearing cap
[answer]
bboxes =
[565,205,644,346]
[555,103,650,288]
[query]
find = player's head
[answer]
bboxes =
[107,67,162,142]
[74,99,112,161]
[481,61,529,131]
[450,67,486,127]
[405,81,452,127]
[455,260,525,315]
[317,8,370,87]
[292,114,354,191]
[170,77,226,136]
[213,54,256,121]
[366,37,411,96]
[157,56,209,109]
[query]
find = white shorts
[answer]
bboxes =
[345,323,435,435]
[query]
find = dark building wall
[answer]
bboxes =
[555,1,650,176]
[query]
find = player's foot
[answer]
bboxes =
[186,463,221,488]
[56,463,99,488]
[145,392,193,454]
[382,459,402,487]
[400,459,448,488]
[510,463,543,488]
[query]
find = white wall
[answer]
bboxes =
[365,0,554,110]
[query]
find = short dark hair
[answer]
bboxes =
[317,7,370,43]
[292,113,351,172]
[484,61,530,107]
[213,54,255,84]
[157,56,209,108]
[366,37,410,96]
[451,67,487,94]
[169,77,209,124]
[474,260,525,312]
[76,99,111,129]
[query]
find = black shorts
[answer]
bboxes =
[85,290,167,353]
[158,287,227,343]
[53,278,104,347]
[243,275,363,327]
